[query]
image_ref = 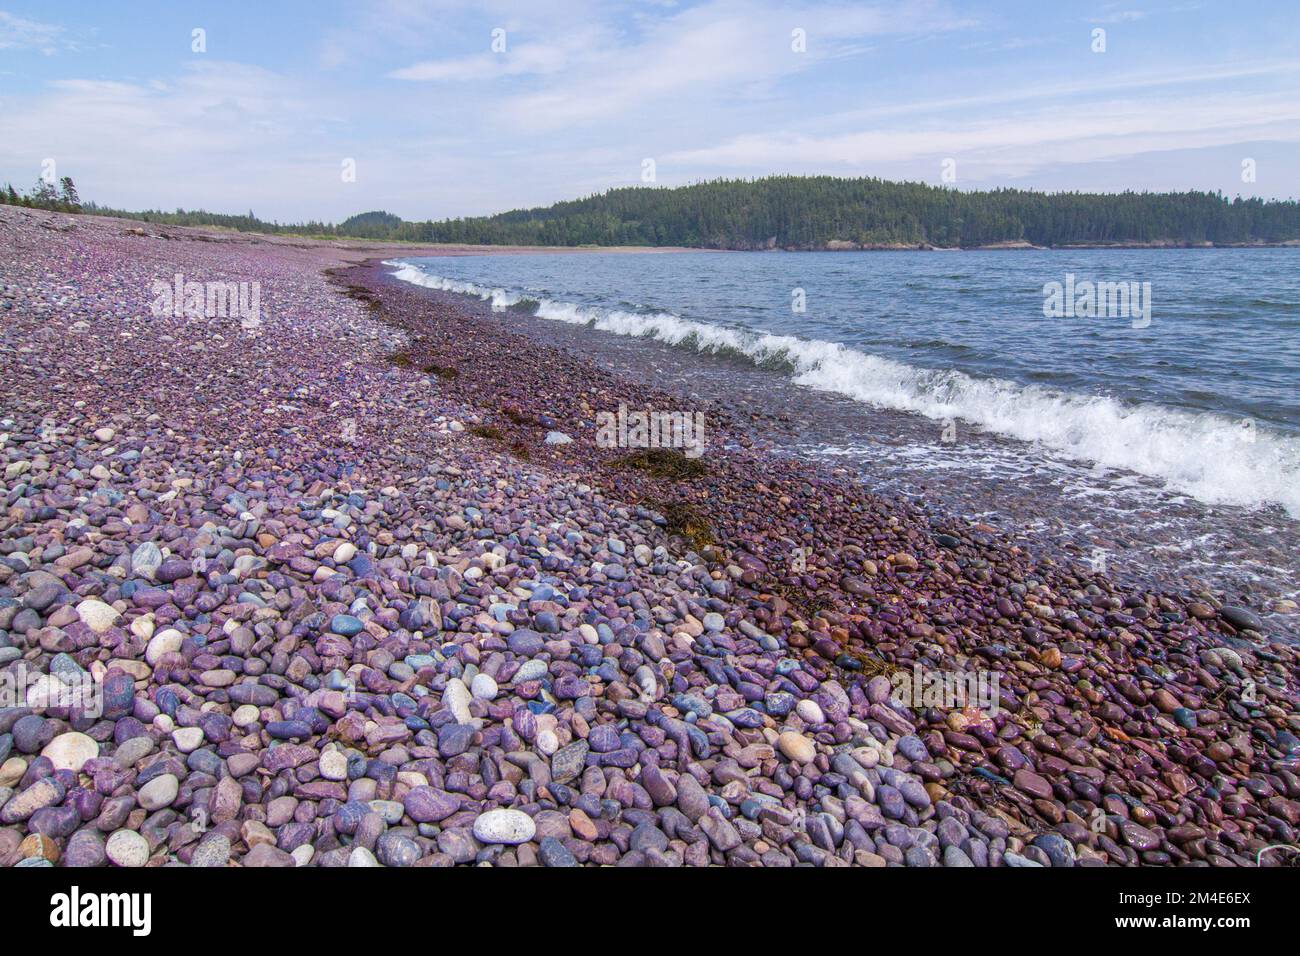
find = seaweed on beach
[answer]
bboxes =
[614,447,709,481]
[500,405,535,426]
[766,578,836,630]
[646,497,716,552]
[423,363,460,379]
[467,415,532,460]
[837,645,899,679]
[384,350,414,368]
[337,282,382,310]
[322,268,383,312]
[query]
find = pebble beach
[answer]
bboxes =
[1,204,1297,869]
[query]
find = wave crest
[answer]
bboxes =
[388,261,1300,516]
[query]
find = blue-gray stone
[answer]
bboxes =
[330,614,365,637]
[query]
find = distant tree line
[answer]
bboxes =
[82,204,336,236]
[5,175,1298,248]
[396,178,1300,248]
[1,176,81,212]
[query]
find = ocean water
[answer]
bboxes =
[389,250,1300,620]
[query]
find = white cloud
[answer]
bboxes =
[0,62,333,212]
[2,0,1296,216]
[397,0,976,130]
[0,56,581,220]
[665,90,1300,182]
[1090,9,1147,24]
[809,60,1300,129]
[389,27,608,81]
[0,10,72,54]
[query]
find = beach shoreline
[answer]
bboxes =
[36,209,708,258]
[35,208,1300,255]
[1,204,1297,868]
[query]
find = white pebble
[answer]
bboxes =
[470,673,498,700]
[145,628,185,665]
[796,699,825,724]
[473,809,537,845]
[41,732,99,773]
[172,727,204,753]
[76,599,120,634]
[348,847,380,867]
[443,678,473,724]
[319,750,348,781]
[106,829,149,867]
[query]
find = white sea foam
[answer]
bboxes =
[387,263,527,312]
[388,262,1300,517]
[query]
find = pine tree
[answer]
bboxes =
[58,177,81,211]
[32,177,59,209]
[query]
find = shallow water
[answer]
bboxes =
[390,251,1300,626]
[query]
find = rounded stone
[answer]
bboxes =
[796,699,825,724]
[319,750,348,781]
[330,614,365,637]
[348,846,381,867]
[145,628,185,666]
[65,829,107,867]
[442,678,473,724]
[376,831,421,867]
[191,834,232,868]
[0,756,27,787]
[470,673,498,700]
[106,829,150,867]
[41,732,99,773]
[536,729,559,755]
[538,835,579,867]
[172,728,205,753]
[76,599,120,634]
[472,808,537,845]
[138,773,179,810]
[403,786,460,823]
[19,833,61,862]
[12,715,54,753]
[131,542,163,578]
[778,731,817,764]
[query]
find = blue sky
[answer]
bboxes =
[1,1,1297,221]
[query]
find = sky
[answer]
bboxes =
[1,0,1297,222]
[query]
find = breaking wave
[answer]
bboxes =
[388,261,1300,516]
